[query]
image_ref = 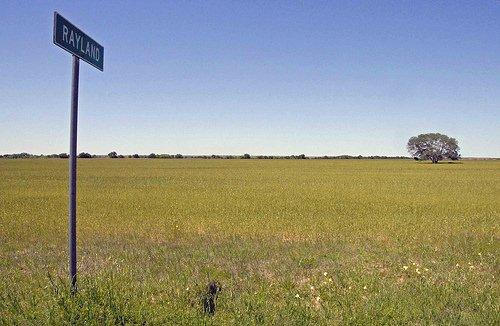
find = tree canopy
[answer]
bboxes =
[77,152,92,158]
[407,133,460,163]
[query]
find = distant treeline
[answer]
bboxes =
[1,152,411,160]
[1,153,70,159]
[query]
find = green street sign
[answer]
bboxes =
[53,12,104,71]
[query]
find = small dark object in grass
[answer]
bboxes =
[203,281,222,316]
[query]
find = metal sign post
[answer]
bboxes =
[53,11,104,292]
[68,55,79,290]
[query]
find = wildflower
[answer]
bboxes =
[363,285,367,290]
[478,253,482,256]
[316,296,321,302]
[295,294,300,298]
[328,278,332,282]
[424,268,429,272]
[348,286,352,290]
[403,265,409,270]
[456,263,460,267]
[186,287,190,291]
[415,268,421,274]
[323,272,328,276]
[310,286,314,290]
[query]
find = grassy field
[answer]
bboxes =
[0,158,498,325]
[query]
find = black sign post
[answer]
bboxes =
[53,11,104,291]
[68,55,79,291]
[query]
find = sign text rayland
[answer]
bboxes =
[53,12,104,71]
[62,25,101,61]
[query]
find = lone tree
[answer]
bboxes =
[108,151,118,158]
[407,133,460,163]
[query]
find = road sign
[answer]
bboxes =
[53,11,104,292]
[53,12,104,71]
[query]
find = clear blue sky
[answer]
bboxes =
[1,1,499,157]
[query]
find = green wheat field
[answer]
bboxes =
[0,159,498,325]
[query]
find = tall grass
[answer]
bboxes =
[0,159,498,324]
